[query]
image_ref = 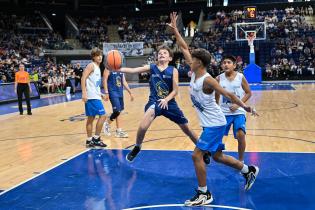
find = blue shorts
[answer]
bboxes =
[109,97,124,112]
[224,114,246,139]
[85,99,106,116]
[144,100,188,125]
[196,125,226,154]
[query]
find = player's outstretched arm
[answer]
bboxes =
[120,65,150,74]
[205,76,258,116]
[168,12,193,65]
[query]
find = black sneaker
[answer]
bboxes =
[90,137,107,148]
[242,165,259,190]
[203,152,211,165]
[86,139,92,148]
[184,190,213,206]
[126,146,141,162]
[27,112,32,115]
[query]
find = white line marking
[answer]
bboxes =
[122,203,252,210]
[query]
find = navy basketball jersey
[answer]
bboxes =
[148,64,174,102]
[108,71,124,98]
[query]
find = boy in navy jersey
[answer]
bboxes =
[103,68,134,138]
[118,45,210,164]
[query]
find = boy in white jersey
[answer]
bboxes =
[81,48,107,148]
[215,55,252,162]
[169,12,259,206]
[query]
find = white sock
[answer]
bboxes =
[87,137,92,141]
[116,128,122,132]
[198,186,207,193]
[93,135,100,139]
[241,164,249,174]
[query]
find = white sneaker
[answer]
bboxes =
[115,130,128,138]
[184,190,213,206]
[103,121,111,136]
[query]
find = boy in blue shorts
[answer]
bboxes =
[215,55,252,162]
[103,68,134,138]
[81,48,107,148]
[118,45,210,164]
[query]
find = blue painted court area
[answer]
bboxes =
[0,150,314,210]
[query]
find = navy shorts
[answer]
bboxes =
[109,97,124,112]
[144,100,188,124]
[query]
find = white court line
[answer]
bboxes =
[122,203,252,210]
[0,149,90,196]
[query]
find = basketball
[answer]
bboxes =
[106,50,123,71]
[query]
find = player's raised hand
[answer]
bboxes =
[167,12,178,31]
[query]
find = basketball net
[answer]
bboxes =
[247,34,256,53]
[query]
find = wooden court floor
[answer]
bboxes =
[0,83,315,191]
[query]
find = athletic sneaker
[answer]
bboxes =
[203,152,211,165]
[103,121,111,136]
[242,165,259,190]
[89,137,107,148]
[184,190,213,206]
[86,139,92,148]
[115,130,128,138]
[126,146,141,162]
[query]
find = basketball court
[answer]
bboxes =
[0,82,315,209]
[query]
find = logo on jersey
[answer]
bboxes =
[155,81,169,99]
[95,78,101,87]
[190,95,204,112]
[116,76,122,87]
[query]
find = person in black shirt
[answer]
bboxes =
[73,63,83,92]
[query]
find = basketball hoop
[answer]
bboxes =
[247,32,256,47]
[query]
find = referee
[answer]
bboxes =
[14,64,32,115]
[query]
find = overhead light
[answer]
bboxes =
[52,13,56,16]
[135,7,140,12]
[189,10,193,14]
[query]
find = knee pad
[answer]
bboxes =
[110,111,120,121]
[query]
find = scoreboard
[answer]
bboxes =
[244,6,257,19]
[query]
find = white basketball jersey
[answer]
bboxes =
[218,72,246,115]
[86,62,102,100]
[190,72,226,127]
